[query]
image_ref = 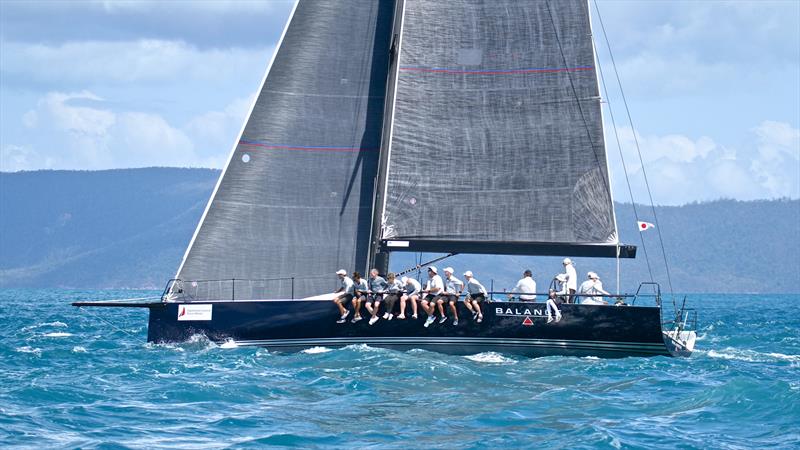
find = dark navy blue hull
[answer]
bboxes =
[147,300,680,357]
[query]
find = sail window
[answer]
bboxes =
[241,153,250,163]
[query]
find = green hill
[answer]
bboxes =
[1,168,797,293]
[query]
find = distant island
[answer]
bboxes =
[1,168,797,294]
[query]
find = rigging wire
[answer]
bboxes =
[592,34,655,284]
[542,1,614,201]
[592,0,676,309]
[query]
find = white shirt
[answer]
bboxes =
[514,277,536,300]
[445,275,464,294]
[405,278,422,295]
[579,279,607,304]
[340,276,354,295]
[466,278,488,296]
[425,275,444,293]
[354,278,368,293]
[565,264,577,291]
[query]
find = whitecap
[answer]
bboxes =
[583,356,600,360]
[766,352,800,362]
[465,352,516,364]
[302,346,332,354]
[706,349,757,362]
[220,340,239,349]
[16,346,42,356]
[43,332,72,337]
[44,321,68,328]
[72,346,87,353]
[706,348,800,364]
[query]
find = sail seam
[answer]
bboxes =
[399,66,593,75]
[261,89,385,99]
[238,140,378,152]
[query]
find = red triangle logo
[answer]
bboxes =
[522,316,533,326]
[179,307,186,317]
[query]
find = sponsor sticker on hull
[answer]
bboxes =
[177,304,213,321]
[495,307,545,318]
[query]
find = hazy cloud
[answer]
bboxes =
[1,40,273,86]
[0,0,294,48]
[1,89,252,171]
[609,121,800,205]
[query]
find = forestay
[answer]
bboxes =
[380,0,629,257]
[177,0,395,299]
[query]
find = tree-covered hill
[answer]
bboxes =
[1,168,797,293]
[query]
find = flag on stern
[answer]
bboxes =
[637,221,655,231]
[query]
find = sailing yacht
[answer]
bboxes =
[74,0,697,357]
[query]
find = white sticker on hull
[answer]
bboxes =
[177,304,213,321]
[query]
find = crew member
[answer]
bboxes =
[578,272,611,305]
[545,289,563,323]
[351,272,368,323]
[441,267,463,325]
[365,268,387,325]
[563,258,577,303]
[463,270,488,323]
[332,269,354,323]
[422,266,444,328]
[381,272,403,321]
[509,269,536,301]
[399,276,422,319]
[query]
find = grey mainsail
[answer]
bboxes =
[379,0,631,258]
[176,0,395,300]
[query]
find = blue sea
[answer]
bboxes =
[1,290,798,449]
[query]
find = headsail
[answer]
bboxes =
[177,0,396,299]
[379,0,633,258]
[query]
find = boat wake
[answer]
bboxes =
[302,346,332,354]
[704,347,800,365]
[465,352,516,364]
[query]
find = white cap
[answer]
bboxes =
[463,270,473,277]
[556,273,567,282]
[444,267,454,274]
[336,269,346,276]
[428,266,438,274]
[588,271,599,279]
[563,258,572,265]
[401,276,408,284]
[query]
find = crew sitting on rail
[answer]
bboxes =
[422,266,444,328]
[545,289,563,323]
[441,267,464,326]
[463,270,487,323]
[333,269,355,323]
[351,272,368,323]
[399,276,422,319]
[381,272,403,321]
[578,272,611,305]
[509,269,536,302]
[364,268,388,325]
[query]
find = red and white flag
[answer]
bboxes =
[637,221,655,231]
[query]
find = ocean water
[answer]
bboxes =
[1,290,798,449]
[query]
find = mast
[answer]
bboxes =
[368,0,406,275]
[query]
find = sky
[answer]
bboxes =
[0,0,798,206]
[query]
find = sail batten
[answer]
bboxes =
[380,0,622,256]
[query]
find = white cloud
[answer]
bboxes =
[1,40,273,85]
[609,121,800,205]
[0,145,56,172]
[3,90,250,171]
[184,94,254,158]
